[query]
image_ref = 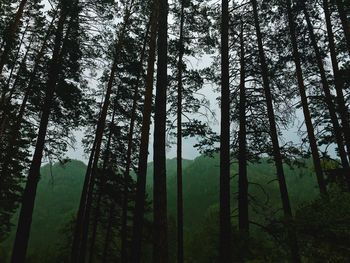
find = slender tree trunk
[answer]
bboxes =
[251,0,301,262]
[73,55,117,263]
[0,0,28,75]
[87,189,102,263]
[323,0,350,163]
[120,19,150,263]
[1,21,29,106]
[101,205,114,263]
[285,0,327,195]
[11,9,57,124]
[0,7,58,194]
[71,135,97,261]
[335,0,350,54]
[0,42,32,190]
[302,3,350,187]
[220,0,231,262]
[71,7,133,262]
[88,102,117,263]
[10,7,67,263]
[120,181,129,263]
[0,23,29,139]
[238,20,249,234]
[153,0,168,261]
[176,1,185,262]
[130,3,159,263]
[0,34,30,146]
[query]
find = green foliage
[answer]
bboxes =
[296,188,350,262]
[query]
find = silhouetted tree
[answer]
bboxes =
[251,0,301,261]
[130,2,159,262]
[219,0,231,262]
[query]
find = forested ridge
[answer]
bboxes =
[0,157,321,262]
[0,0,350,262]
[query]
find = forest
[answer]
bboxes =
[0,0,349,262]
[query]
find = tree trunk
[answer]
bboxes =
[71,134,97,262]
[0,0,28,75]
[73,56,117,263]
[0,8,60,198]
[302,2,350,187]
[251,0,301,261]
[0,21,29,110]
[176,1,185,263]
[10,6,67,263]
[71,6,133,262]
[220,0,231,262]
[120,19,150,263]
[88,102,117,263]
[238,19,249,234]
[101,205,114,263]
[285,0,327,195]
[153,0,168,261]
[130,4,159,263]
[335,0,350,54]
[0,22,29,139]
[323,0,350,163]
[0,9,57,142]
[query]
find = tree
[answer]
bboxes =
[176,0,185,262]
[322,0,350,164]
[130,2,159,262]
[11,1,81,261]
[300,1,350,188]
[250,0,301,261]
[0,9,57,237]
[118,17,151,263]
[238,18,249,235]
[153,0,169,261]
[219,0,231,262]
[71,2,136,261]
[0,0,28,75]
[284,0,327,195]
[334,0,350,54]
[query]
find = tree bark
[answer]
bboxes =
[88,101,117,263]
[285,0,327,195]
[176,1,185,263]
[101,205,114,263]
[130,4,159,262]
[220,0,231,262]
[153,0,168,261]
[251,0,301,262]
[238,19,249,234]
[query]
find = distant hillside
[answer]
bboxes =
[167,155,319,229]
[0,160,87,262]
[0,156,320,262]
[146,158,193,186]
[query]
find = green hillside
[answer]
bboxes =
[167,155,319,228]
[1,156,320,262]
[0,160,87,262]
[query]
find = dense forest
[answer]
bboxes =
[0,0,349,262]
